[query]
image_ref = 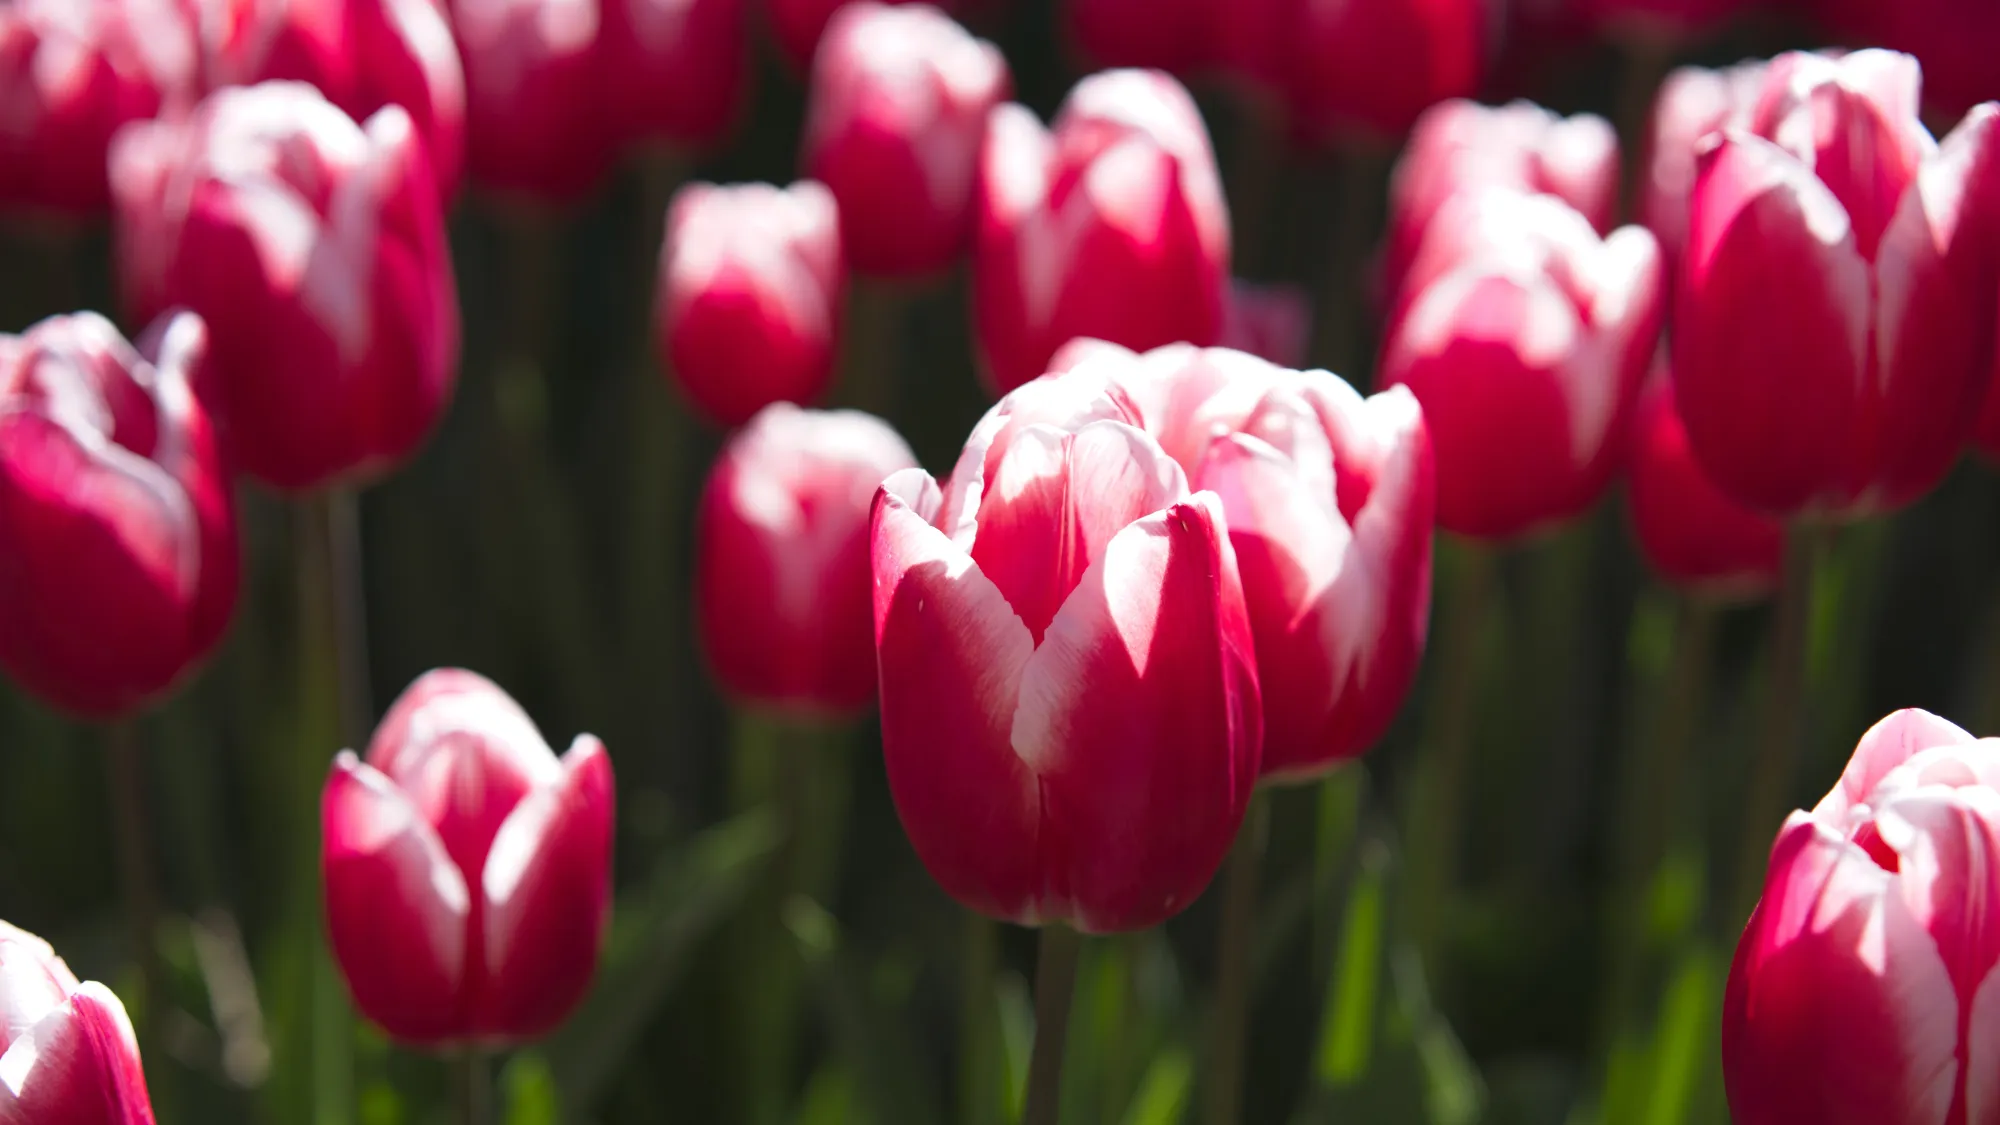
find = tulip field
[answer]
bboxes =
[6,0,2000,1123]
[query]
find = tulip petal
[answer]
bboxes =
[0,923,78,1057]
[1963,954,2000,1125]
[0,984,155,1125]
[1816,709,1977,825]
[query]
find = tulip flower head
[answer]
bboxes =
[449,0,613,200]
[871,367,1261,931]
[1726,708,2000,1125]
[0,311,238,719]
[1064,0,1210,73]
[1284,0,1488,141]
[322,669,614,1046]
[0,921,156,1124]
[599,0,748,151]
[1642,58,1770,284]
[1817,0,2000,120]
[767,0,986,70]
[697,403,918,715]
[1626,372,1783,599]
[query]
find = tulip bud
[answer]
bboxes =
[696,403,917,715]
[1816,0,2000,120]
[110,81,461,492]
[1674,51,2000,517]
[0,921,157,1124]
[800,2,1010,278]
[0,0,200,215]
[872,368,1261,931]
[599,0,749,151]
[972,68,1230,395]
[1285,0,1487,141]
[1218,280,1311,369]
[321,668,615,1045]
[1627,373,1782,598]
[1642,58,1768,285]
[1381,188,1663,541]
[1386,99,1619,307]
[0,311,238,719]
[448,0,614,201]
[655,180,845,427]
[1725,708,2000,1125]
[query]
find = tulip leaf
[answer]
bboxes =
[1315,840,1386,1087]
[1118,1048,1193,1125]
[500,1053,559,1125]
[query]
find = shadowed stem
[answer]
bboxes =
[321,488,373,747]
[1733,524,1820,923]
[959,913,1001,1125]
[455,1050,490,1125]
[1205,791,1271,1125]
[1023,924,1083,1125]
[105,720,162,1038]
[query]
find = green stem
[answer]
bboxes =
[959,913,1001,1125]
[105,720,162,1039]
[1733,525,1820,922]
[1022,925,1083,1125]
[455,1050,490,1125]
[1205,792,1270,1125]
[321,489,373,747]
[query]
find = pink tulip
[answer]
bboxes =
[1284,0,1487,142]
[655,180,844,427]
[1725,708,2000,1125]
[1218,280,1310,369]
[0,0,200,215]
[110,81,460,492]
[1064,0,1210,73]
[871,367,1261,931]
[1675,51,2000,518]
[766,0,989,70]
[448,0,613,201]
[599,0,748,151]
[972,68,1230,395]
[0,311,238,719]
[696,403,918,715]
[1381,188,1662,540]
[0,921,156,1124]
[1641,58,1769,288]
[1626,371,1783,598]
[322,668,614,1045]
[1817,0,2000,120]
[800,2,1010,278]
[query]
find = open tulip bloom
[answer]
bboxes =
[0,921,156,1125]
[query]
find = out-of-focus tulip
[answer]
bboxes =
[0,0,199,215]
[1725,708,2000,1125]
[1381,188,1662,540]
[767,0,986,70]
[0,311,237,719]
[1579,0,1755,39]
[1218,280,1311,369]
[697,403,917,715]
[800,2,1009,278]
[1817,0,2000,120]
[1642,58,1767,284]
[322,668,614,1046]
[1064,0,1209,73]
[1050,341,1434,779]
[871,368,1261,931]
[1284,0,1487,142]
[449,0,612,200]
[600,0,748,151]
[655,180,844,426]
[1626,372,1783,598]
[0,921,156,1124]
[1385,99,1619,304]
[972,68,1230,395]
[1674,51,2000,517]
[110,81,460,492]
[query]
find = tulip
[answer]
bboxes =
[1674,51,2000,517]
[1626,371,1783,598]
[1284,0,1487,142]
[1064,0,1210,73]
[0,311,238,719]
[972,68,1230,395]
[0,921,157,1124]
[871,368,1261,931]
[800,2,1010,278]
[655,180,844,427]
[767,0,987,70]
[321,668,614,1045]
[1385,99,1620,305]
[109,81,461,492]
[1218,280,1311,369]
[0,0,199,215]
[1380,188,1662,541]
[448,0,613,201]
[1725,708,2000,1125]
[1816,0,2000,119]
[1641,58,1769,286]
[599,0,748,151]
[697,403,917,715]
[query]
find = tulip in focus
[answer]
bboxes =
[1675,51,2000,517]
[449,0,613,200]
[1725,708,2000,1125]
[1218,280,1310,369]
[1381,188,1663,541]
[871,368,1261,931]
[0,311,238,719]
[0,921,157,1124]
[1626,372,1783,598]
[110,81,460,492]
[801,2,1010,278]
[599,0,748,151]
[655,180,845,426]
[697,403,917,714]
[972,68,1230,394]
[322,669,615,1045]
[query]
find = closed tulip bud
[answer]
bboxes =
[1675,51,2000,517]
[1286,0,1487,141]
[599,0,749,151]
[1382,188,1662,541]
[656,180,845,427]
[973,69,1230,395]
[110,82,460,492]
[0,311,238,719]
[1726,708,2000,1125]
[1218,280,1311,369]
[801,3,1010,278]
[696,403,918,715]
[449,0,613,201]
[1642,58,1768,284]
[0,922,156,1124]
[1817,0,2000,120]
[1386,99,1619,307]
[871,369,1261,931]
[321,669,615,1045]
[0,0,199,215]
[1627,373,1783,598]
